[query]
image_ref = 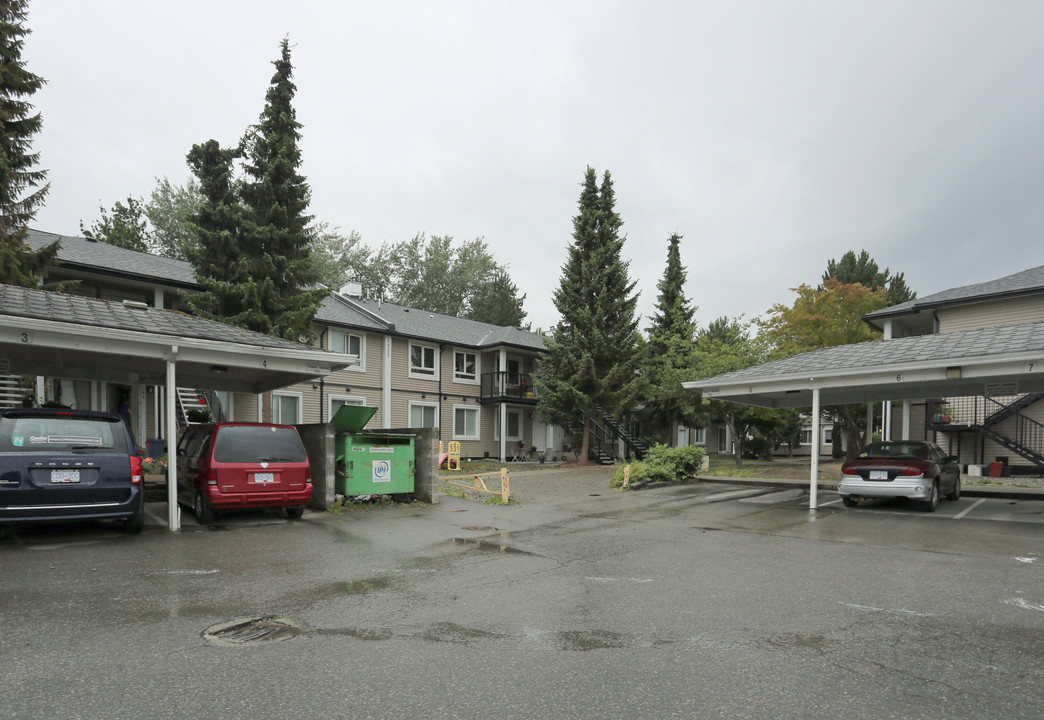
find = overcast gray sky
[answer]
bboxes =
[23,1,1044,331]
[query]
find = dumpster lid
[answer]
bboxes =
[331,404,378,432]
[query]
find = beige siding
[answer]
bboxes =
[938,296,1044,334]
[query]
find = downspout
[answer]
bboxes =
[382,337,392,429]
[438,344,447,443]
[499,348,508,461]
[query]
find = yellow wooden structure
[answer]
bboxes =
[445,468,510,503]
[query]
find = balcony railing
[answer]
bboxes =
[481,372,537,403]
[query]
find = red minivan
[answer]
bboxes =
[175,423,312,524]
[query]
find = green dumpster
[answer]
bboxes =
[331,405,415,496]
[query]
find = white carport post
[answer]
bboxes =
[809,386,820,510]
[166,347,180,531]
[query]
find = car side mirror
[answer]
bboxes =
[943,455,959,463]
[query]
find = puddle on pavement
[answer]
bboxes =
[312,626,396,641]
[419,621,506,644]
[447,537,534,555]
[553,630,632,651]
[760,632,837,655]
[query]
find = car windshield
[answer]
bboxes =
[862,442,927,459]
[0,415,126,453]
[212,425,307,464]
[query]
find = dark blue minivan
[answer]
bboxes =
[0,408,145,533]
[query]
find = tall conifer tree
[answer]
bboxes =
[185,37,325,341]
[537,167,643,463]
[642,233,701,442]
[0,0,58,286]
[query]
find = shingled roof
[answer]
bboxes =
[0,283,311,351]
[864,264,1044,335]
[27,228,547,353]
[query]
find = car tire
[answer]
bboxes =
[946,475,961,501]
[194,489,214,525]
[123,508,145,534]
[921,481,939,512]
[285,506,304,520]
[842,496,859,508]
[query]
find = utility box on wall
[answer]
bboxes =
[331,405,415,496]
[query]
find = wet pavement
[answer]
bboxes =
[3,466,1044,719]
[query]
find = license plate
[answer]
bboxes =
[870,470,889,480]
[253,472,275,484]
[51,469,81,483]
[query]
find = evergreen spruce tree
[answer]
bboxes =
[235,37,325,341]
[466,269,528,328]
[0,0,58,286]
[642,233,701,442]
[537,167,643,464]
[184,139,249,322]
[185,38,325,341]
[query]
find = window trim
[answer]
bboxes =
[409,342,440,380]
[453,348,480,384]
[408,401,440,429]
[453,404,480,441]
[272,390,303,425]
[330,330,365,372]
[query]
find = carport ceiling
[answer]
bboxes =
[684,321,1044,407]
[0,285,351,393]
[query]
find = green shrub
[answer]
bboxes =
[610,444,706,489]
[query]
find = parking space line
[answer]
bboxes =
[145,507,168,527]
[817,499,842,507]
[953,498,986,520]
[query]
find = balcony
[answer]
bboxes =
[480,372,538,405]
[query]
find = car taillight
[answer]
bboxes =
[200,469,217,486]
[305,467,312,484]
[130,455,142,484]
[841,463,855,475]
[901,467,922,476]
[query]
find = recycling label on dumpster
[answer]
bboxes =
[372,460,392,483]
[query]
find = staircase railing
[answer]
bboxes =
[930,395,1044,465]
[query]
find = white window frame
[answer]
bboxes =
[823,426,833,446]
[328,394,367,421]
[494,409,523,441]
[330,330,365,372]
[694,427,706,444]
[409,401,440,428]
[453,404,480,441]
[409,342,439,380]
[717,426,730,453]
[453,348,480,384]
[801,428,813,446]
[272,391,303,425]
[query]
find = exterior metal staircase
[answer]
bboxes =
[176,388,212,430]
[566,408,649,465]
[932,395,1044,466]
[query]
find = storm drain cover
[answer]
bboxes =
[203,616,306,646]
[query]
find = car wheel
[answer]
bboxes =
[194,489,214,525]
[921,481,939,512]
[123,508,145,534]
[285,506,304,520]
[842,496,859,508]
[946,475,961,501]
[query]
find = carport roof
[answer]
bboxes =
[683,321,1044,408]
[0,284,353,393]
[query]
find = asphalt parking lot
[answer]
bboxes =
[3,470,1044,720]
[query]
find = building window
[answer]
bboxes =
[823,426,833,445]
[272,392,302,424]
[494,410,523,441]
[694,427,706,444]
[717,427,730,453]
[330,331,365,372]
[409,343,438,379]
[801,429,813,445]
[453,405,479,440]
[454,350,479,383]
[329,395,367,421]
[409,402,439,428]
